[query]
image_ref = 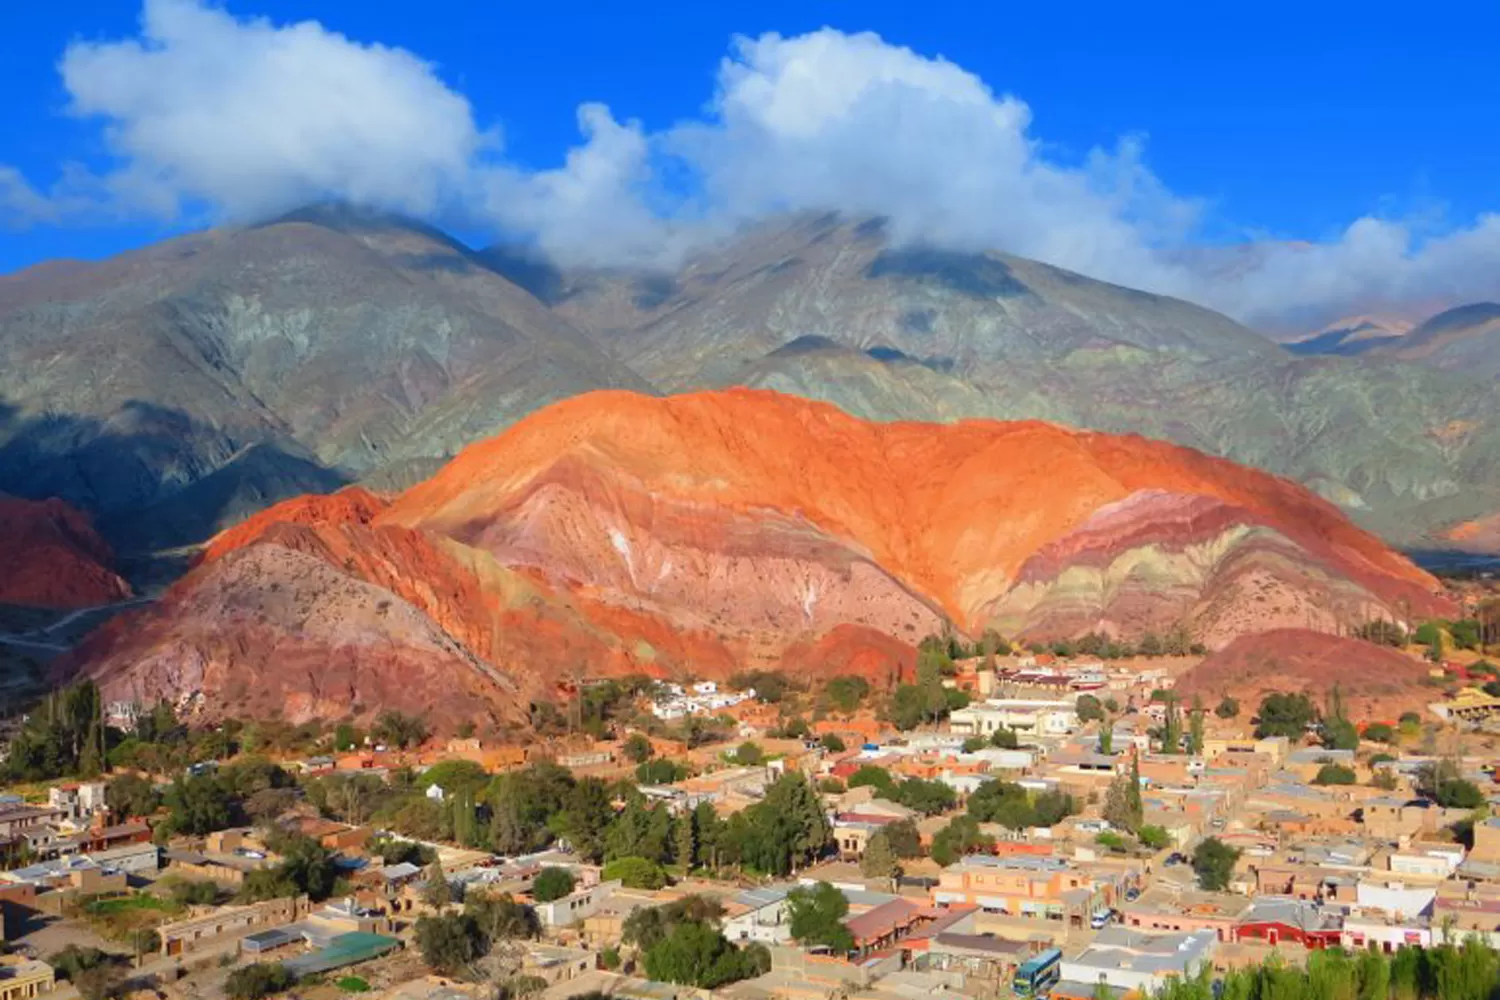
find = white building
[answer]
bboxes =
[1060,928,1217,995]
[949,699,1079,738]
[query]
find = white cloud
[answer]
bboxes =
[2,2,1496,326]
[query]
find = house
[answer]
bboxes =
[0,955,54,1000]
[844,898,927,957]
[534,879,622,928]
[931,855,1114,929]
[157,895,311,956]
[949,700,1079,739]
[1060,927,1217,995]
[47,782,107,822]
[1235,897,1342,949]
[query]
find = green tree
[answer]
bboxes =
[893,777,956,816]
[642,920,768,988]
[225,964,296,1000]
[822,677,870,714]
[163,774,233,835]
[602,856,669,889]
[1075,694,1105,723]
[1322,717,1360,751]
[553,777,615,862]
[860,831,899,882]
[1137,825,1171,850]
[884,818,922,859]
[1363,722,1395,743]
[1313,763,1357,785]
[105,773,160,820]
[1102,760,1142,833]
[1191,837,1240,891]
[734,742,764,765]
[820,733,846,752]
[930,816,994,865]
[623,733,653,764]
[786,882,854,952]
[847,764,899,797]
[414,913,486,975]
[1215,696,1239,719]
[673,812,697,870]
[1255,692,1317,739]
[1186,695,1205,756]
[532,867,576,903]
[990,725,1019,749]
[373,710,429,749]
[1160,695,1182,753]
[465,893,539,942]
[333,723,363,751]
[636,759,688,784]
[1416,759,1485,808]
[424,860,452,909]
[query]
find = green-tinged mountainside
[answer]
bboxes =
[505,213,1500,548]
[0,205,652,551]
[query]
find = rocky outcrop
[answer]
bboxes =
[0,494,131,608]
[69,389,1451,729]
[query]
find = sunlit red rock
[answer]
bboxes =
[68,389,1452,729]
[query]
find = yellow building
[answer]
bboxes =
[0,956,54,1000]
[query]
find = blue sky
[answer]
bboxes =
[2,0,1498,324]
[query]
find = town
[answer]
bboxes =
[4,632,1500,1000]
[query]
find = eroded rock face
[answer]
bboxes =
[70,390,1452,729]
[0,494,131,608]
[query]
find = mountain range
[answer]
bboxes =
[3,204,1500,565]
[68,389,1450,730]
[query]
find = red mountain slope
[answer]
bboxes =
[0,495,131,608]
[70,390,1451,730]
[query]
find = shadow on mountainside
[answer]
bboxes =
[0,397,349,561]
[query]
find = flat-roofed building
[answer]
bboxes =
[0,955,53,1000]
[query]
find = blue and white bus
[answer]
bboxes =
[1013,947,1063,997]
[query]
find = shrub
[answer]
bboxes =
[602,856,669,890]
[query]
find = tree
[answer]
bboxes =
[823,677,870,714]
[990,726,1019,749]
[967,780,1038,830]
[373,710,429,749]
[930,816,994,866]
[642,920,768,988]
[820,733,846,752]
[636,759,688,784]
[623,733,653,764]
[1255,692,1317,739]
[884,819,922,859]
[333,723,363,751]
[847,764,898,797]
[962,735,987,753]
[786,882,854,952]
[1160,695,1182,753]
[1103,759,1142,833]
[1187,695,1205,756]
[1099,724,1113,756]
[1076,694,1105,723]
[421,759,490,799]
[1137,825,1171,850]
[1363,722,1395,743]
[1191,837,1240,891]
[1139,632,1164,657]
[424,860,452,909]
[603,856,669,889]
[163,774,232,835]
[1313,763,1357,785]
[1215,696,1239,719]
[532,867,577,903]
[415,913,486,975]
[893,777,956,816]
[673,812,697,870]
[1321,717,1360,751]
[225,964,296,1000]
[465,893,539,942]
[860,831,899,881]
[1416,759,1485,809]
[105,773,160,820]
[734,742,764,765]
[553,777,615,862]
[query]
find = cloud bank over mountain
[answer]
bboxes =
[3,0,1496,325]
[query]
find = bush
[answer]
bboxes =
[1255,693,1317,739]
[819,733,846,752]
[1075,694,1105,722]
[623,733,653,764]
[336,978,370,993]
[531,867,577,902]
[1214,696,1239,719]
[1096,831,1127,852]
[415,913,486,975]
[48,946,112,982]
[226,964,297,1000]
[733,742,764,766]
[1313,763,1357,785]
[1362,722,1395,743]
[1192,837,1241,891]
